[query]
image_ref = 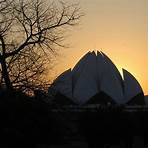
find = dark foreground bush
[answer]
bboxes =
[0,90,64,147]
[79,106,148,148]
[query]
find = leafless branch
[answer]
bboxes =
[0,0,82,93]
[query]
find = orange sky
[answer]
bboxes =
[51,0,148,95]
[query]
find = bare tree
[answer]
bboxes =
[0,0,82,93]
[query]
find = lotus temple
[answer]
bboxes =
[49,51,145,106]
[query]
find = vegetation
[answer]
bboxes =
[0,90,65,147]
[0,0,82,147]
[0,0,82,93]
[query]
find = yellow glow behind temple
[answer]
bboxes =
[50,0,148,95]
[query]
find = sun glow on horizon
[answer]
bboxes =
[50,0,148,95]
[52,47,148,95]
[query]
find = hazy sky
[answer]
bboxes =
[53,0,148,94]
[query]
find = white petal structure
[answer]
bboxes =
[99,52,124,104]
[101,52,123,87]
[123,69,143,103]
[96,51,105,85]
[72,51,91,88]
[49,50,144,105]
[73,51,99,104]
[51,69,73,99]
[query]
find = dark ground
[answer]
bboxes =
[0,90,148,148]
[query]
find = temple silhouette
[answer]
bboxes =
[50,51,145,106]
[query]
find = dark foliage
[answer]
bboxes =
[79,106,148,148]
[0,90,64,147]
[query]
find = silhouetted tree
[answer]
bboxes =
[0,0,82,93]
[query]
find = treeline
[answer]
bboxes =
[1,89,148,148]
[79,107,148,148]
[0,90,65,148]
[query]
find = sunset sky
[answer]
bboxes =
[52,0,148,95]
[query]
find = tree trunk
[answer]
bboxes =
[0,57,13,91]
